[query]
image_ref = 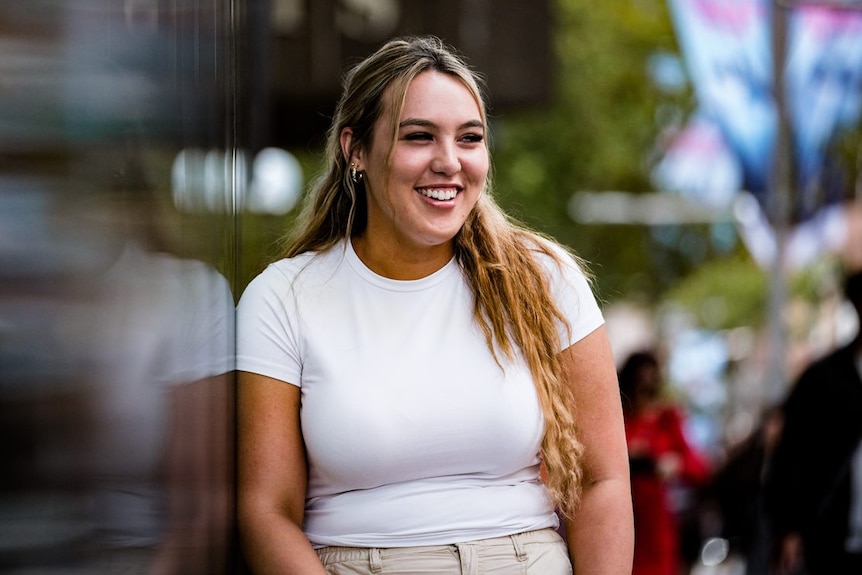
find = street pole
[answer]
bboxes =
[764,0,794,406]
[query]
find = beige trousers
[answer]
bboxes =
[315,527,572,575]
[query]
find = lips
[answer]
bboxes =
[416,187,460,201]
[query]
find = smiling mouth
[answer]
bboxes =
[417,187,459,201]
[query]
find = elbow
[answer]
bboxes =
[238,489,304,537]
[583,465,631,489]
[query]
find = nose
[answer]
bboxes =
[431,142,461,175]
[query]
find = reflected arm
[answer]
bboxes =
[150,372,233,575]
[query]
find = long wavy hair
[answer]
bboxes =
[282,35,588,518]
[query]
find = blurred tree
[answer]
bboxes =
[830,126,862,198]
[490,0,737,304]
[664,255,768,331]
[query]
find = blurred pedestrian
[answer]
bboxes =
[764,269,862,575]
[235,36,634,574]
[706,406,783,574]
[619,350,710,575]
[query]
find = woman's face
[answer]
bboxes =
[357,70,489,254]
[634,364,660,401]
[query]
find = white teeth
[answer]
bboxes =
[418,188,458,201]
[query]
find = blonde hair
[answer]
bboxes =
[283,36,586,517]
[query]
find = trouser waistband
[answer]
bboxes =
[316,527,565,572]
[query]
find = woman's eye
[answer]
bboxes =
[403,132,433,141]
[461,133,484,143]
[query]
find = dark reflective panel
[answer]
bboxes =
[0,1,240,573]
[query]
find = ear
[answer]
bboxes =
[339,127,363,168]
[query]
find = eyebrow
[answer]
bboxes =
[398,118,485,131]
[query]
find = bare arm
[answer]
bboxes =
[237,371,328,575]
[561,326,634,574]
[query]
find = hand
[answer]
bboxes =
[655,453,681,481]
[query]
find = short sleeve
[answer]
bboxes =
[539,246,604,351]
[236,264,303,386]
[166,262,235,384]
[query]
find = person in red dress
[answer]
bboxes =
[619,350,710,575]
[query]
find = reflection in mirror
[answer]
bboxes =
[0,1,240,573]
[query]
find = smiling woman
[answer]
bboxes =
[235,36,634,575]
[343,69,490,279]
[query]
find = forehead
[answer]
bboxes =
[404,71,480,114]
[392,70,483,121]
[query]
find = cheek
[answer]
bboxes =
[465,157,489,184]
[388,151,428,180]
[464,149,489,176]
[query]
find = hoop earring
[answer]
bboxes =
[349,163,363,184]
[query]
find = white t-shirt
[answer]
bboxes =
[236,239,603,547]
[51,243,235,549]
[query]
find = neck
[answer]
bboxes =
[351,235,454,280]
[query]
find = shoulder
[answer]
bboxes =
[518,234,603,343]
[787,345,861,411]
[792,345,854,390]
[522,234,589,281]
[264,243,348,284]
[527,236,595,302]
[239,246,345,307]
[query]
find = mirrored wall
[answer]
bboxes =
[0,1,553,572]
[0,1,242,572]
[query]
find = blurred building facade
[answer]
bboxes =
[256,0,554,149]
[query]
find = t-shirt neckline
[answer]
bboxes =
[344,238,459,292]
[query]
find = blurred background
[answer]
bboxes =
[1,0,860,573]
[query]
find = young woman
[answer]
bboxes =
[236,36,633,574]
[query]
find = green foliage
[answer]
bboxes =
[491,0,719,303]
[664,256,768,330]
[663,253,845,331]
[829,126,862,194]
